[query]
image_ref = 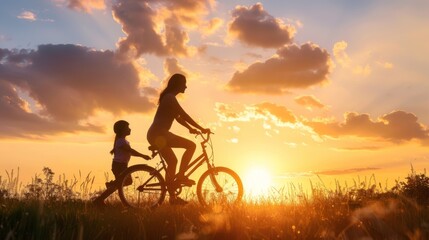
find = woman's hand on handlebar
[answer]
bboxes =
[189,128,211,135]
[201,128,211,134]
[189,128,200,135]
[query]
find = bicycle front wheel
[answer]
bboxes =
[197,167,243,206]
[118,165,166,209]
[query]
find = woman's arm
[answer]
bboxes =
[171,96,209,132]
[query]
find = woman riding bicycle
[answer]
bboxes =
[147,73,210,205]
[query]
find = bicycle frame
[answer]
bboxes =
[121,132,239,206]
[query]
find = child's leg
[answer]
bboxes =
[112,161,129,186]
[93,185,117,203]
[93,162,128,203]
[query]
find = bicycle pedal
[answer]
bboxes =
[182,180,196,187]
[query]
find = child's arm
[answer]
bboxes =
[119,144,151,160]
[130,148,151,160]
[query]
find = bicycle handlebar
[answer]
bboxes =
[197,131,213,144]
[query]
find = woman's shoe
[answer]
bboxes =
[169,197,188,205]
[175,176,195,186]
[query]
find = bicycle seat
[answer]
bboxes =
[148,145,159,158]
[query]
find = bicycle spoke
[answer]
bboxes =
[118,165,166,209]
[197,167,243,206]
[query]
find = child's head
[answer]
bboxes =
[113,120,130,136]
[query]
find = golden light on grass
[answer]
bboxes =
[243,167,272,199]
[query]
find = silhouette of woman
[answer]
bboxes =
[147,73,210,205]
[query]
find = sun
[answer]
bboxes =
[243,167,272,199]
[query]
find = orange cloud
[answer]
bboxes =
[226,43,332,94]
[254,102,296,123]
[215,102,297,126]
[315,167,380,175]
[295,95,326,110]
[333,41,351,68]
[307,111,429,143]
[228,3,295,48]
[201,18,224,36]
[53,0,105,12]
[113,0,214,58]
[17,11,37,21]
[0,45,155,137]
[164,58,188,77]
[214,103,247,122]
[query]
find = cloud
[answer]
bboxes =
[17,11,37,21]
[215,103,246,122]
[215,102,297,126]
[201,18,224,36]
[228,3,295,48]
[254,102,297,124]
[0,44,155,138]
[333,41,351,68]
[333,146,385,151]
[0,35,8,42]
[112,0,214,58]
[53,0,105,12]
[0,80,103,138]
[315,167,380,175]
[276,167,380,178]
[226,43,332,94]
[307,111,429,144]
[333,41,393,77]
[295,95,326,110]
[164,58,188,77]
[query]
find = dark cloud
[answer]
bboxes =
[0,79,104,138]
[112,0,215,58]
[113,0,167,57]
[307,111,429,143]
[226,43,332,94]
[228,3,295,48]
[0,44,155,138]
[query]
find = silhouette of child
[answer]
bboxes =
[93,120,150,207]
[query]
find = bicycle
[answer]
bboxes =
[116,132,243,209]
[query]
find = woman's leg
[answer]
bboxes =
[166,132,196,178]
[158,146,178,196]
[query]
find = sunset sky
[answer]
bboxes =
[1,0,428,195]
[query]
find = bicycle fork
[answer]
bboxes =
[209,170,223,193]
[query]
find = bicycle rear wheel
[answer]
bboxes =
[197,166,243,206]
[118,165,166,209]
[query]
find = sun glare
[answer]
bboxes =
[243,167,272,199]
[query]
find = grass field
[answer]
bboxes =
[1,167,429,239]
